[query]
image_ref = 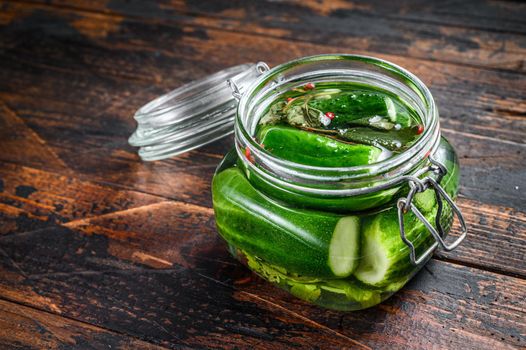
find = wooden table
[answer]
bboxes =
[0,1,524,349]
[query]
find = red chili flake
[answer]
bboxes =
[304,82,315,90]
[424,150,431,159]
[245,147,254,163]
[416,125,424,135]
[286,97,294,102]
[325,112,335,120]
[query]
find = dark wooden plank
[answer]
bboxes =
[447,133,524,213]
[20,0,526,72]
[0,234,368,349]
[0,3,524,211]
[0,78,226,209]
[1,2,525,136]
[0,201,524,349]
[0,102,70,174]
[0,298,169,350]
[0,162,165,235]
[20,0,526,34]
[436,198,526,279]
[325,0,526,33]
[0,0,523,279]
[243,260,526,350]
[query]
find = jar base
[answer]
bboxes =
[228,244,403,311]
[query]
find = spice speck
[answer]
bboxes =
[245,147,254,163]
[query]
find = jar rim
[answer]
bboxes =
[237,54,438,171]
[234,54,441,196]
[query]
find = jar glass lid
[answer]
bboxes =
[128,62,269,161]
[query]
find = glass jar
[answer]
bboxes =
[211,54,467,311]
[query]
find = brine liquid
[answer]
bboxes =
[255,82,424,164]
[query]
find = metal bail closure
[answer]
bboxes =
[129,62,269,161]
[397,156,468,266]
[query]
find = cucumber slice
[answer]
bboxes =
[257,125,382,167]
[354,154,459,288]
[353,208,435,287]
[328,216,360,277]
[385,97,414,128]
[385,97,397,122]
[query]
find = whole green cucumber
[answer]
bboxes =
[212,167,361,278]
[308,92,388,129]
[257,125,382,167]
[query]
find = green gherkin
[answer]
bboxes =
[308,92,388,129]
[213,167,361,278]
[257,125,382,167]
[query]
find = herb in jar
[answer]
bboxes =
[256,82,424,167]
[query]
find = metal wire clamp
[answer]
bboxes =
[397,156,467,266]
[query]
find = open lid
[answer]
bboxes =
[128,62,269,161]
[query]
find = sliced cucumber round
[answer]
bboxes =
[353,208,435,287]
[328,216,360,277]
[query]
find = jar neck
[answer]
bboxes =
[234,54,440,197]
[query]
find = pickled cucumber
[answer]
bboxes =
[257,125,382,167]
[213,167,361,278]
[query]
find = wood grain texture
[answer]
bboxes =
[0,299,169,349]
[16,0,526,34]
[0,201,524,349]
[436,198,526,279]
[0,230,368,349]
[1,160,524,278]
[0,162,165,235]
[19,0,526,72]
[0,0,525,349]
